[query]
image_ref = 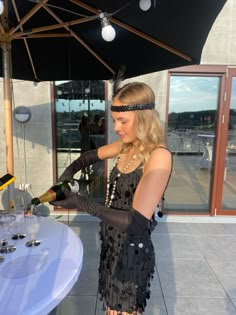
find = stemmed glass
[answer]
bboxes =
[0,213,16,254]
[11,213,26,240]
[25,214,41,247]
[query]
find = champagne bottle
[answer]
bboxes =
[30,180,80,206]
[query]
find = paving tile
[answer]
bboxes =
[223,224,236,235]
[70,221,100,240]
[186,223,232,235]
[71,222,101,268]
[79,238,100,267]
[53,221,236,315]
[150,270,163,297]
[157,258,226,298]
[55,295,97,315]
[152,222,190,235]
[193,235,236,261]
[143,296,167,315]
[94,269,163,314]
[95,299,106,315]
[69,265,99,296]
[95,295,167,315]
[153,234,204,259]
[208,260,236,299]
[231,299,236,308]
[48,306,60,315]
[165,297,236,315]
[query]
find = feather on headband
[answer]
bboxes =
[112,65,126,97]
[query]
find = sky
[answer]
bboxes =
[169,76,221,113]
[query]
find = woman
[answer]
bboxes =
[51,82,172,315]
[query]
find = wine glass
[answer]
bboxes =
[11,213,26,240]
[0,221,5,262]
[0,213,16,254]
[25,215,41,247]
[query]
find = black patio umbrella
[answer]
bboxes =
[0,0,227,81]
[0,0,227,208]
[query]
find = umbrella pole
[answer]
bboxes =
[1,41,15,212]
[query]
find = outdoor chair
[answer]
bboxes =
[195,145,212,173]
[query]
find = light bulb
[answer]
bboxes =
[100,12,116,42]
[0,1,4,15]
[102,25,116,42]
[139,0,151,11]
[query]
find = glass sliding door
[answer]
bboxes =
[54,80,106,204]
[165,75,221,213]
[221,75,236,211]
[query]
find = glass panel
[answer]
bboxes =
[165,76,220,212]
[222,77,236,209]
[55,80,105,203]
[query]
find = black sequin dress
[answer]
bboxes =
[98,166,156,314]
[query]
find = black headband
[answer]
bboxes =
[111,103,155,112]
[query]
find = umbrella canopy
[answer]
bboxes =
[0,0,227,81]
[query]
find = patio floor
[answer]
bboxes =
[50,216,236,315]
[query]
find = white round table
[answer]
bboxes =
[0,215,83,315]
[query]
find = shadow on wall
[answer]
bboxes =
[12,103,52,152]
[0,188,50,217]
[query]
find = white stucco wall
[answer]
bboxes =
[0,80,53,213]
[201,0,236,65]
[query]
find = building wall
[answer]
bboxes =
[0,81,53,213]
[201,0,236,65]
[0,0,235,212]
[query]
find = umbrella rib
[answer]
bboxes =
[0,23,4,35]
[110,18,192,62]
[9,0,49,36]
[71,0,192,62]
[23,39,39,80]
[15,34,72,38]
[13,17,96,38]
[42,4,115,75]
[12,0,39,81]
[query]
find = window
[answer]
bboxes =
[166,75,220,212]
[54,80,106,203]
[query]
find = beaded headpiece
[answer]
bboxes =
[111,66,155,112]
[111,103,155,112]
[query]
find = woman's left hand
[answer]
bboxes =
[49,187,82,209]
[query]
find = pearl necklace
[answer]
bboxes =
[105,153,137,208]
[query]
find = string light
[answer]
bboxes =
[0,1,4,15]
[100,12,116,42]
[139,0,152,11]
[25,1,153,43]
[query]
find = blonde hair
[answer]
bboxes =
[113,82,164,162]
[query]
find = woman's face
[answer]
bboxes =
[111,99,137,144]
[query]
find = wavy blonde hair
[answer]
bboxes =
[113,82,164,162]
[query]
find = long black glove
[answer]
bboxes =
[58,149,101,181]
[50,192,150,235]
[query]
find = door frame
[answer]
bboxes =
[167,65,236,216]
[213,67,236,215]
